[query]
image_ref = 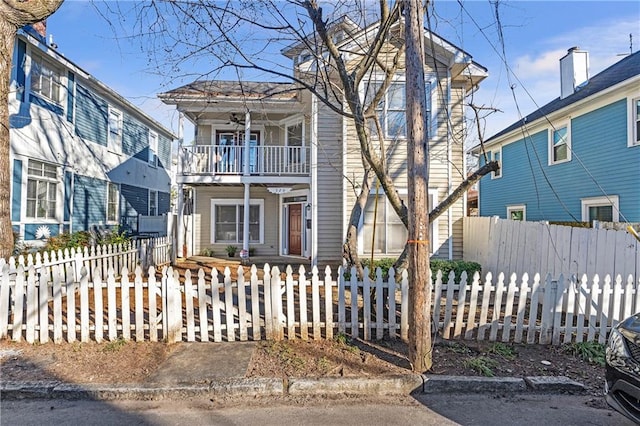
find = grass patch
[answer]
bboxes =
[488,342,517,360]
[463,356,499,377]
[448,342,473,355]
[102,338,127,353]
[263,341,306,370]
[562,341,605,366]
[335,333,360,354]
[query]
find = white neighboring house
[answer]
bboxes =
[9,23,176,246]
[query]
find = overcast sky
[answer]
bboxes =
[45,1,639,142]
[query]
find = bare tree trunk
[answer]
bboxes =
[0,19,15,259]
[404,0,431,373]
[343,167,373,280]
[0,0,64,259]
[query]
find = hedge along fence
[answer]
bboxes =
[1,260,636,346]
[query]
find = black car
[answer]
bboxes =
[605,312,640,424]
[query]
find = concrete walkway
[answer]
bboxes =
[0,342,588,401]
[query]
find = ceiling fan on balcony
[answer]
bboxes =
[227,113,245,126]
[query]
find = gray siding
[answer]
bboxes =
[315,101,344,264]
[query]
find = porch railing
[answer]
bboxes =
[180,145,310,176]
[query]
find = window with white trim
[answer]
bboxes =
[26,160,58,219]
[361,189,438,255]
[581,195,619,222]
[106,183,119,223]
[507,205,526,221]
[108,107,123,151]
[149,190,157,216]
[491,149,502,178]
[30,53,62,105]
[148,131,158,166]
[211,200,264,244]
[363,79,407,139]
[630,97,640,147]
[549,123,571,164]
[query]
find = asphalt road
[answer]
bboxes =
[0,394,633,426]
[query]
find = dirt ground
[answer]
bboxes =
[0,336,605,400]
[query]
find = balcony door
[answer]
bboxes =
[215,131,260,174]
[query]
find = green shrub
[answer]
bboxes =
[43,227,130,253]
[430,259,481,282]
[343,258,482,282]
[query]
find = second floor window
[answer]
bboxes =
[31,54,62,104]
[364,80,407,139]
[550,124,571,164]
[26,160,58,219]
[108,108,123,151]
[149,131,158,166]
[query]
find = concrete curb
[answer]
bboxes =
[0,375,587,401]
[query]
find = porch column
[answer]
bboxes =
[242,111,251,255]
[177,184,184,258]
[243,111,251,176]
[242,183,250,254]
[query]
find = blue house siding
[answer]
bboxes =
[72,175,107,233]
[64,171,72,222]
[479,99,640,222]
[75,84,108,146]
[11,159,22,222]
[15,40,26,102]
[158,134,172,169]
[122,114,149,161]
[120,183,149,218]
[158,191,171,215]
[66,72,75,123]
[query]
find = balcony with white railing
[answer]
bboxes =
[179,144,310,181]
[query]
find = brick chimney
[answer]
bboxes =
[560,47,589,99]
[31,20,47,38]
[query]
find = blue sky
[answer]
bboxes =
[45,1,639,142]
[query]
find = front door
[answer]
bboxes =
[288,204,302,256]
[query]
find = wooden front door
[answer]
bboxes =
[288,204,302,256]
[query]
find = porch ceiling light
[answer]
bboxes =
[267,187,292,194]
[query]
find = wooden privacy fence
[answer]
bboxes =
[463,216,639,280]
[1,262,637,345]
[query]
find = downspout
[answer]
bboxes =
[311,95,318,267]
[242,111,251,256]
[447,72,453,260]
[176,113,185,258]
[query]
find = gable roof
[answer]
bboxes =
[485,50,640,144]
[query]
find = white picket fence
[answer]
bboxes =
[1,236,173,283]
[1,262,637,345]
[463,216,639,280]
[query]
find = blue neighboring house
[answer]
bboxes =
[9,23,175,245]
[471,48,639,223]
